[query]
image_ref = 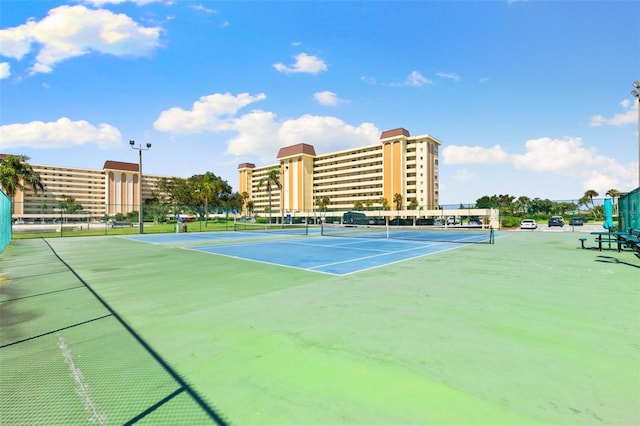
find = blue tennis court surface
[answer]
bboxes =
[190,236,475,275]
[123,230,292,245]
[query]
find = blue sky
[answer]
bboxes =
[1,0,639,205]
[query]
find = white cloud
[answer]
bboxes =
[436,72,461,81]
[153,92,267,134]
[273,52,327,74]
[154,91,378,161]
[189,4,217,14]
[511,137,597,174]
[389,71,433,87]
[360,75,378,85]
[0,5,162,74]
[225,113,379,161]
[443,145,509,164]
[590,98,637,126]
[313,91,345,106]
[407,71,431,87]
[0,117,121,149]
[444,136,636,196]
[82,0,163,6]
[511,137,635,193]
[0,62,10,79]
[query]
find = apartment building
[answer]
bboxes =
[238,127,441,214]
[7,159,167,220]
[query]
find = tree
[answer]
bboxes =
[58,196,83,221]
[353,200,364,210]
[582,189,599,219]
[222,192,244,216]
[241,191,250,215]
[154,177,192,206]
[258,167,281,222]
[190,172,223,227]
[606,188,619,214]
[0,155,44,202]
[393,193,403,211]
[516,195,531,215]
[583,189,598,208]
[364,199,373,211]
[316,195,330,212]
[378,197,390,210]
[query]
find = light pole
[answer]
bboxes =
[281,164,288,225]
[129,140,151,234]
[632,81,640,187]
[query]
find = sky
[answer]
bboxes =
[1,0,639,205]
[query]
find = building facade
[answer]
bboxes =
[238,128,442,215]
[7,159,167,220]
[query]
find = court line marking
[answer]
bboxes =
[184,247,339,276]
[306,243,449,271]
[58,334,107,425]
[188,238,473,276]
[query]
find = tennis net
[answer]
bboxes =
[321,223,494,244]
[233,221,309,235]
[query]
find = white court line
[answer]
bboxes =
[57,334,107,425]
[307,241,450,271]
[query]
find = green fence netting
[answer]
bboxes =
[0,189,11,253]
[618,187,639,233]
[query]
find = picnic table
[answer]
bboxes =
[590,231,625,252]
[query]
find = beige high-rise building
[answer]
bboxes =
[238,128,441,215]
[5,159,166,220]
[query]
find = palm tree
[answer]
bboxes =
[583,189,599,219]
[195,172,221,227]
[0,155,44,206]
[241,191,250,216]
[364,199,373,211]
[606,188,619,215]
[258,167,281,223]
[378,197,389,210]
[393,193,403,211]
[516,195,530,216]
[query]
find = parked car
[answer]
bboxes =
[569,217,584,226]
[520,219,537,230]
[447,216,460,225]
[548,216,564,227]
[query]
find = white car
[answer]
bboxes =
[520,219,537,230]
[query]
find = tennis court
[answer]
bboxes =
[129,224,496,275]
[1,229,639,425]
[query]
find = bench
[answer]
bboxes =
[578,238,587,249]
[618,229,640,251]
[111,221,134,228]
[595,237,624,252]
[591,232,624,252]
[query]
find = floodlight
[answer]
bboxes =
[129,140,135,146]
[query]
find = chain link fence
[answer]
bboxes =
[7,193,639,237]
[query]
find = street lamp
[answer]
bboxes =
[129,140,151,234]
[632,81,640,187]
[281,164,289,225]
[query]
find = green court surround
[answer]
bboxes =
[1,231,639,425]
